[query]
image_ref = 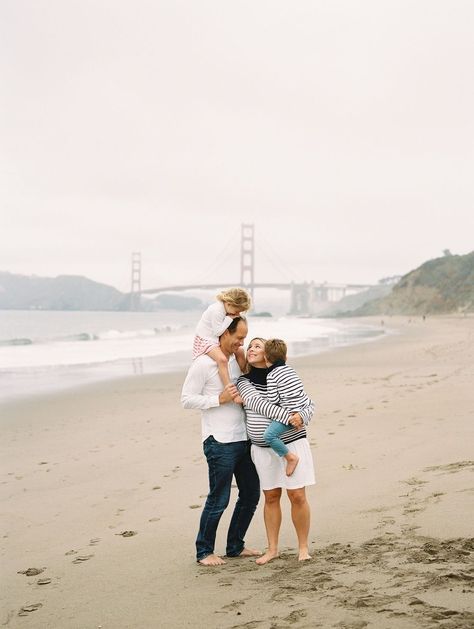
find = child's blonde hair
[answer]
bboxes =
[216,287,251,312]
[264,339,287,364]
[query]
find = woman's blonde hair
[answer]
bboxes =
[216,287,251,311]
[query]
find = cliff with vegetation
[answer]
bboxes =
[352,251,474,316]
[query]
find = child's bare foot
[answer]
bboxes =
[285,453,299,476]
[256,550,279,565]
[198,554,226,566]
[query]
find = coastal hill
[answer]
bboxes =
[0,272,125,311]
[0,272,204,311]
[351,251,474,316]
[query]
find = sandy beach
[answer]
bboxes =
[1,315,473,629]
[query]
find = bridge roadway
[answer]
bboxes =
[139,282,374,295]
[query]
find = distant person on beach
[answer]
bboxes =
[192,288,251,400]
[181,317,261,566]
[237,337,315,564]
[261,339,314,476]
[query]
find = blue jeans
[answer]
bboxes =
[196,436,260,561]
[263,420,290,457]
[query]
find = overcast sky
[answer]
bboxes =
[1,0,473,292]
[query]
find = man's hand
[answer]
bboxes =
[219,383,239,404]
[289,412,303,428]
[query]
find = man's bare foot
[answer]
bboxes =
[298,549,312,561]
[198,554,226,566]
[285,453,299,476]
[237,547,262,557]
[256,550,279,565]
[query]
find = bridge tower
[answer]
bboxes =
[240,223,255,304]
[130,251,142,311]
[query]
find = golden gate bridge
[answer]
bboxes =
[127,224,375,315]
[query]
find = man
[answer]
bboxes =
[181,316,261,566]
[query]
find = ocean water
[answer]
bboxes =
[0,310,385,402]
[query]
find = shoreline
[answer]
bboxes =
[0,316,387,405]
[1,315,473,628]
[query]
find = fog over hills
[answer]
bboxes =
[2,251,473,314]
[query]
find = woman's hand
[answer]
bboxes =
[219,383,239,404]
[289,412,303,428]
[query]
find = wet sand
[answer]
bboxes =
[1,316,473,628]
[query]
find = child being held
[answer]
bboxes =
[263,339,314,476]
[193,287,251,394]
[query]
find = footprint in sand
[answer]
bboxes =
[403,477,428,487]
[72,554,94,564]
[189,504,201,509]
[218,578,233,587]
[116,530,137,537]
[18,603,43,617]
[152,486,161,490]
[148,517,160,522]
[221,599,245,611]
[423,461,474,474]
[89,537,101,546]
[283,609,308,623]
[18,568,45,576]
[37,578,52,585]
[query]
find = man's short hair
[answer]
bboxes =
[264,338,287,363]
[225,315,246,335]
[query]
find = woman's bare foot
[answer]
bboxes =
[198,554,226,566]
[285,453,299,476]
[298,549,312,561]
[256,550,279,565]
[237,547,262,557]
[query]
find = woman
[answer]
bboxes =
[237,338,315,564]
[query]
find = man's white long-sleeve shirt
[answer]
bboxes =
[181,354,247,443]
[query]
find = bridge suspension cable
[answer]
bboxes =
[257,234,300,283]
[188,234,240,285]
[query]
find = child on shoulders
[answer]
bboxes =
[193,287,251,393]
